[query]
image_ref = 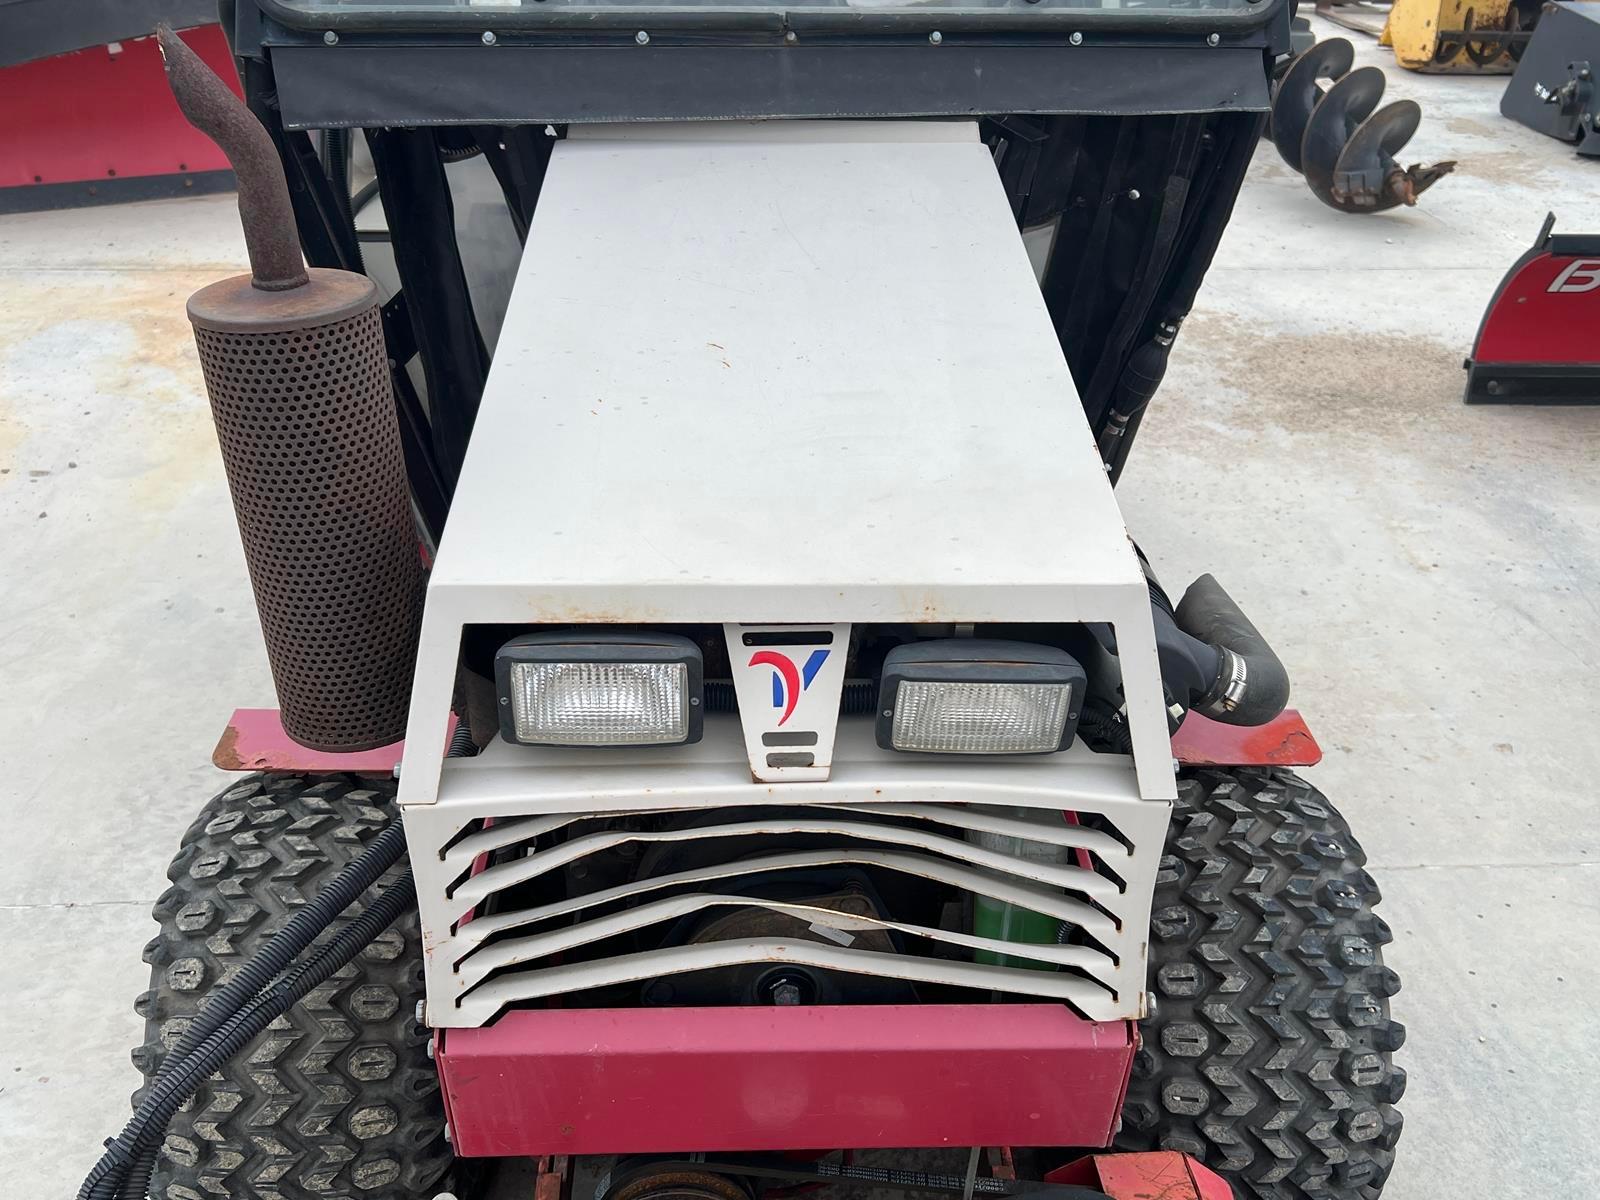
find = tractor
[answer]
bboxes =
[81,5,1405,1200]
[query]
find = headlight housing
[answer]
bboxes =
[494,631,703,747]
[875,639,1085,755]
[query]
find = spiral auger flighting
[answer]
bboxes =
[1271,38,1456,212]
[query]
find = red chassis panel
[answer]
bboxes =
[435,1006,1136,1159]
[1048,1151,1234,1200]
[1170,709,1321,768]
[211,708,455,775]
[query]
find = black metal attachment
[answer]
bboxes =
[1270,37,1455,212]
[1500,1,1600,155]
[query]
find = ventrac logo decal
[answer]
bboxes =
[1549,260,1600,294]
[749,649,830,726]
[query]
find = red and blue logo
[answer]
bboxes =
[748,649,830,726]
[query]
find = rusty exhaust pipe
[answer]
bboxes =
[158,25,425,752]
[157,25,307,291]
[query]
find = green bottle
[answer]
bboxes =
[969,808,1069,971]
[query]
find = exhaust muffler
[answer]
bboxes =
[158,26,424,752]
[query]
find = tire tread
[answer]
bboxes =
[131,774,451,1200]
[1117,768,1405,1200]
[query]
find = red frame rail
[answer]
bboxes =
[214,706,1322,775]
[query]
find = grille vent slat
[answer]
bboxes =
[419,801,1157,1023]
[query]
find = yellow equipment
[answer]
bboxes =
[1380,0,1532,72]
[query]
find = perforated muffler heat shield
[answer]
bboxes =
[189,271,425,752]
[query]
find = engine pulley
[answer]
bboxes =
[600,1161,757,1200]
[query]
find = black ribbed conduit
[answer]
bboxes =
[94,873,418,1200]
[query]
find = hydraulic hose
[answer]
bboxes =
[1175,574,1291,727]
[92,872,418,1200]
[1096,320,1177,469]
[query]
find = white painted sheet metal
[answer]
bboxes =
[430,117,1135,615]
[726,622,850,782]
[405,718,1170,1027]
[396,124,1177,1025]
[398,119,1175,803]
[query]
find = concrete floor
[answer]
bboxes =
[3,18,1598,1197]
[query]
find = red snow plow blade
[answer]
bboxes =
[1464,213,1600,405]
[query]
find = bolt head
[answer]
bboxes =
[1128,188,1141,200]
[323,29,338,44]
[772,982,804,1006]
[482,30,497,44]
[1207,32,1221,45]
[929,30,943,43]
[635,29,650,43]
[1069,30,1083,44]
[785,29,798,42]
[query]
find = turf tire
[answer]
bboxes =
[131,773,452,1200]
[1117,767,1406,1200]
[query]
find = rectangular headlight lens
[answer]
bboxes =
[509,660,689,746]
[495,631,703,747]
[876,639,1086,755]
[891,680,1072,754]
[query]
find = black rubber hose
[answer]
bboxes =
[1096,321,1177,468]
[448,722,478,757]
[95,872,418,1200]
[351,177,381,219]
[1175,574,1291,727]
[1136,551,1223,719]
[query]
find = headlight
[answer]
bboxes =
[875,640,1085,755]
[494,632,703,747]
